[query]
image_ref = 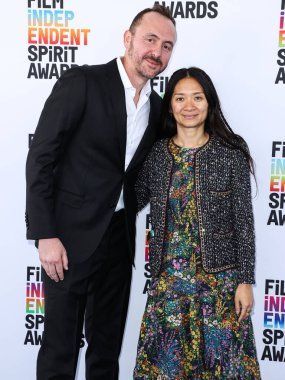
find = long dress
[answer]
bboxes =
[133,139,261,380]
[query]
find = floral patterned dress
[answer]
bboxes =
[134,140,261,380]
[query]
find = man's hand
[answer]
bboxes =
[235,284,254,323]
[38,238,68,282]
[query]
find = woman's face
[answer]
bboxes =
[170,77,209,133]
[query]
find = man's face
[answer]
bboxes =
[124,12,176,80]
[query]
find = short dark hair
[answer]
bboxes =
[129,4,176,33]
[161,67,255,176]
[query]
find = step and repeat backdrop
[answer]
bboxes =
[0,0,284,379]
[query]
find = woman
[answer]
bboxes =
[133,67,261,379]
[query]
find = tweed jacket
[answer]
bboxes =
[136,136,256,284]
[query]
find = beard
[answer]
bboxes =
[127,41,164,80]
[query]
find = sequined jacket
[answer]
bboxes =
[136,137,256,284]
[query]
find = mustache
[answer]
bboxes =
[143,55,162,65]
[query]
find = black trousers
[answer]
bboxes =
[37,210,132,380]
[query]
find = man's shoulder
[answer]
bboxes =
[74,58,117,77]
[57,59,117,82]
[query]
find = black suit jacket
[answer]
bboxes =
[26,59,161,264]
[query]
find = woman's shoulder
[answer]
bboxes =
[144,139,170,168]
[149,138,169,155]
[211,136,251,174]
[212,135,249,156]
[153,138,168,148]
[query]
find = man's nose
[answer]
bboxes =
[151,43,162,58]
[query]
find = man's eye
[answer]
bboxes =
[163,44,171,51]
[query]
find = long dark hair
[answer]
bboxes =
[160,67,256,176]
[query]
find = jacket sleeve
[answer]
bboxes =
[25,68,86,240]
[232,147,256,284]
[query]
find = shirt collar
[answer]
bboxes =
[116,57,152,99]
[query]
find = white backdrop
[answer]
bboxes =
[0,1,284,379]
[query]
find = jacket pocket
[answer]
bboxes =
[211,233,238,267]
[209,189,232,198]
[212,230,234,239]
[55,189,85,209]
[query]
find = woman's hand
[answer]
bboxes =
[235,284,254,322]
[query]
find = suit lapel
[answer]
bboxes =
[104,59,161,172]
[104,59,127,168]
[127,91,161,172]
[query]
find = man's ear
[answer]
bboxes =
[123,30,132,49]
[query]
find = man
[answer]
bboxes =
[26,4,176,380]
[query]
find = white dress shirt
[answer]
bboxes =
[115,57,151,211]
